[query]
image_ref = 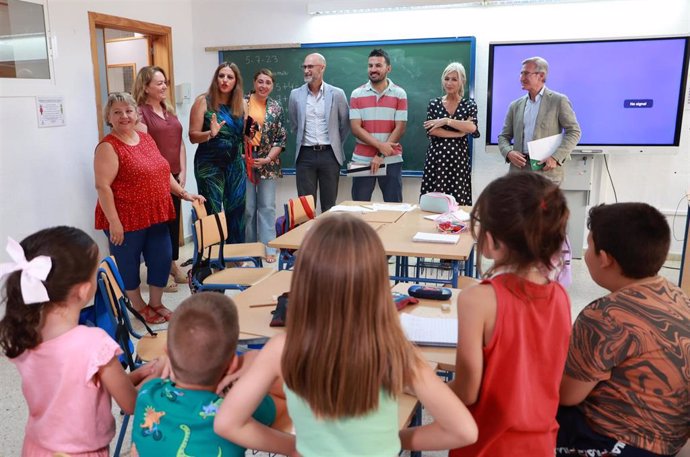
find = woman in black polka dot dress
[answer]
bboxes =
[421,62,480,205]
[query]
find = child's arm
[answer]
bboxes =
[216,350,259,395]
[399,359,478,450]
[559,375,601,406]
[99,356,138,415]
[128,356,166,388]
[448,284,496,405]
[214,334,297,456]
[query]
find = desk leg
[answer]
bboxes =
[464,247,475,278]
[451,260,459,288]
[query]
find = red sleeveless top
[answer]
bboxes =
[450,273,571,457]
[95,132,175,232]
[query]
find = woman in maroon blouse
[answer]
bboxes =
[94,92,204,324]
[133,66,187,290]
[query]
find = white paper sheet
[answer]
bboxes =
[527,133,563,161]
[345,161,387,177]
[371,203,416,212]
[400,314,457,347]
[423,209,471,221]
[412,232,460,244]
[328,205,374,213]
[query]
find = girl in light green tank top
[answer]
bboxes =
[215,214,478,456]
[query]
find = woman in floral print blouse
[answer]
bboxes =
[244,69,287,263]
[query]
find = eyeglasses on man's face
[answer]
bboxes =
[301,64,324,70]
[520,71,541,77]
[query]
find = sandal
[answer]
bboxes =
[171,270,188,284]
[163,277,178,293]
[150,303,173,321]
[137,305,166,325]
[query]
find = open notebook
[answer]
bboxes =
[399,314,457,347]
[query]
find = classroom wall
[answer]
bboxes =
[0,0,196,257]
[190,0,690,254]
[0,0,688,261]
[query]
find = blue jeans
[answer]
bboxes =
[105,223,172,290]
[245,178,278,256]
[351,162,403,202]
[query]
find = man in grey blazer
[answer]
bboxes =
[498,56,581,185]
[288,53,350,212]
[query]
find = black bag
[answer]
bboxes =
[188,258,213,294]
[270,292,289,327]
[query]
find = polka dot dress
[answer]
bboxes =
[421,97,480,205]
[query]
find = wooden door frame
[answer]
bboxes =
[88,12,175,139]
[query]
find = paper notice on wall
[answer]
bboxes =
[36,97,65,128]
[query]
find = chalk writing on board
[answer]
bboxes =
[245,55,279,65]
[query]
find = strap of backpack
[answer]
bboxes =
[299,195,315,220]
[102,265,158,337]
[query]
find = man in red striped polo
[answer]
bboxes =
[349,49,408,202]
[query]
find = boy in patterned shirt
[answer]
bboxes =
[557,202,690,457]
[132,292,286,456]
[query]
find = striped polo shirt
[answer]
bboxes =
[349,79,407,165]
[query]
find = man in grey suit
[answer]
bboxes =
[498,56,581,185]
[288,53,350,212]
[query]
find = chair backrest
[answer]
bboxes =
[284,195,315,231]
[78,257,137,369]
[191,200,208,222]
[194,212,228,251]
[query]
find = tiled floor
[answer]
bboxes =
[0,245,685,456]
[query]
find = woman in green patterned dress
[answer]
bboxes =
[189,62,246,243]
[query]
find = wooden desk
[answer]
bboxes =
[393,282,464,371]
[269,202,475,287]
[378,209,474,261]
[233,272,439,431]
[338,200,408,223]
[269,219,385,251]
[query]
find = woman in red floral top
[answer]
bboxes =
[94,92,204,324]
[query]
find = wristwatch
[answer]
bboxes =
[376,152,385,158]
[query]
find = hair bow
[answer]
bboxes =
[0,237,52,304]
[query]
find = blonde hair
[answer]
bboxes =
[167,292,239,386]
[103,92,137,127]
[132,65,174,114]
[442,62,467,98]
[206,62,244,117]
[281,214,422,418]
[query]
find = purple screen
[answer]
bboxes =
[487,38,689,146]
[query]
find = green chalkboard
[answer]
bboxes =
[221,37,475,173]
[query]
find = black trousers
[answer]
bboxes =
[295,146,341,213]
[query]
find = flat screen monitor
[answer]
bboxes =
[486,37,689,151]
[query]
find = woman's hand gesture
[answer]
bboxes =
[210,113,226,138]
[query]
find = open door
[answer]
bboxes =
[88,11,174,139]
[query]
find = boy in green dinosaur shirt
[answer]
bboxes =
[132,292,282,456]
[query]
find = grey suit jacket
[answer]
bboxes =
[288,81,351,165]
[498,87,581,183]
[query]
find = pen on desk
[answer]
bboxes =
[249,302,278,308]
